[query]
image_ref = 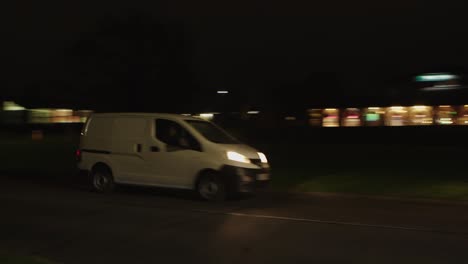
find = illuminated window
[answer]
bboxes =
[409,106,433,125]
[363,107,384,126]
[322,108,340,127]
[385,106,409,126]
[436,106,457,125]
[342,108,361,127]
[458,105,468,125]
[307,109,322,127]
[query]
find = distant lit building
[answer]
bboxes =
[458,105,468,125]
[342,108,361,127]
[307,109,322,127]
[363,107,385,126]
[307,104,468,127]
[322,109,340,127]
[1,101,92,124]
[435,106,456,125]
[409,106,433,125]
[383,107,407,126]
[303,72,468,128]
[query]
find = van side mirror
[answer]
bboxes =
[166,144,183,152]
[179,137,202,152]
[190,144,202,152]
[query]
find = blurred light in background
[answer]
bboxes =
[31,130,44,141]
[75,110,93,123]
[217,91,229,94]
[415,73,458,82]
[52,116,81,123]
[436,105,457,125]
[307,109,322,127]
[323,108,339,127]
[390,106,406,111]
[458,106,468,125]
[27,109,92,124]
[439,118,453,125]
[364,107,384,127]
[52,109,73,117]
[29,109,52,124]
[3,101,25,111]
[342,108,361,127]
[415,73,461,92]
[307,105,468,127]
[421,84,461,92]
[385,106,408,126]
[7,100,468,128]
[197,113,216,121]
[409,106,433,125]
[366,114,380,121]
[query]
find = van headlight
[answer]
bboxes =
[227,151,251,164]
[258,152,268,163]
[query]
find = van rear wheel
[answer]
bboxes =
[197,172,226,201]
[92,166,114,193]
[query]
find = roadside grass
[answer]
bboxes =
[1,132,468,201]
[0,133,78,177]
[264,143,468,200]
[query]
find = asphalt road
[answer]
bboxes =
[1,174,468,264]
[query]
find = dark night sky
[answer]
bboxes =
[2,0,468,111]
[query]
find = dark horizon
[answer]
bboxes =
[2,1,468,111]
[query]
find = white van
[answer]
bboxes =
[77,113,270,200]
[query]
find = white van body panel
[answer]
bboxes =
[81,116,113,152]
[109,117,149,183]
[78,113,269,191]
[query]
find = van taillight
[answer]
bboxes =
[76,149,82,162]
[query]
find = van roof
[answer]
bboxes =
[89,112,205,121]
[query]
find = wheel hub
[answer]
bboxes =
[201,180,218,198]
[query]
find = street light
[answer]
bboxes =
[415,73,458,82]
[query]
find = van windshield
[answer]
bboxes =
[185,120,239,144]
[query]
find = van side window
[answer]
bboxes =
[155,119,201,151]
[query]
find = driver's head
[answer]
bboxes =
[169,126,178,137]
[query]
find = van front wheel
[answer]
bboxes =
[92,166,114,193]
[197,172,226,201]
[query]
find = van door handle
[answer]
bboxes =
[150,146,160,152]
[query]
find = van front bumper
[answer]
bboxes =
[221,165,271,193]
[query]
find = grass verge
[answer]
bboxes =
[266,143,468,200]
[1,133,468,201]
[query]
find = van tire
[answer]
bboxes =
[91,164,115,193]
[196,172,226,202]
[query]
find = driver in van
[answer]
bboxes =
[168,125,189,148]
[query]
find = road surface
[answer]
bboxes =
[1,174,468,263]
